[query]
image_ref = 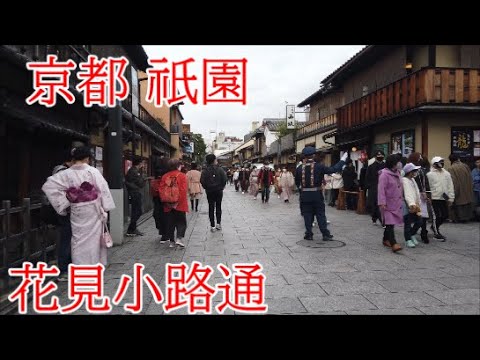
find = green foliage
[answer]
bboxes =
[276,121,300,139]
[192,133,207,163]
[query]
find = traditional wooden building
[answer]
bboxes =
[297,87,343,166]
[0,44,174,209]
[325,45,480,165]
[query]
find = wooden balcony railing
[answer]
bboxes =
[7,45,92,89]
[297,114,336,139]
[139,104,171,144]
[337,67,480,130]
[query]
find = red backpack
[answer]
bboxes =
[159,174,180,208]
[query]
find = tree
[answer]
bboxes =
[276,120,300,139]
[192,133,207,164]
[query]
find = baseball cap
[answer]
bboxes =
[431,156,444,164]
[403,163,421,174]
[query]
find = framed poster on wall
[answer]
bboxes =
[451,128,473,157]
[391,130,415,157]
[402,130,415,157]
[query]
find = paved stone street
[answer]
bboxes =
[55,185,479,315]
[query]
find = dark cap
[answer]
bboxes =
[302,146,316,156]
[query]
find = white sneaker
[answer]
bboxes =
[216,224,222,230]
[211,227,217,232]
[312,221,317,227]
[253,197,257,200]
[242,192,245,194]
[278,195,281,199]
[406,240,416,248]
[327,220,331,224]
[169,242,175,248]
[175,240,185,248]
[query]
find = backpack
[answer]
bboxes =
[159,174,180,208]
[150,178,162,198]
[204,166,222,192]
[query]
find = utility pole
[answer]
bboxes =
[107,80,124,246]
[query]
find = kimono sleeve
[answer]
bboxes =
[93,168,115,212]
[41,173,70,216]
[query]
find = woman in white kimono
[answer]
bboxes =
[249,166,260,200]
[42,146,115,266]
[279,167,295,203]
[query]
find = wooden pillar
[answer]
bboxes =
[421,114,428,157]
[356,190,366,214]
[337,188,346,210]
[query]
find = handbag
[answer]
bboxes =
[102,222,113,248]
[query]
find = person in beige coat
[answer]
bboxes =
[427,156,455,240]
[186,162,203,212]
[448,154,474,222]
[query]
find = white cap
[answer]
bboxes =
[431,156,444,164]
[403,163,421,174]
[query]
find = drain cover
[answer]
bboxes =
[296,239,346,248]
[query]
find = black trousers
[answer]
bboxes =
[166,209,187,241]
[153,197,167,236]
[57,214,72,273]
[207,190,223,227]
[383,225,397,245]
[432,200,449,231]
[127,192,142,233]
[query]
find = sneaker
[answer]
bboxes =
[304,234,313,240]
[382,240,392,248]
[372,218,378,225]
[133,229,144,236]
[434,233,446,241]
[242,192,245,194]
[277,195,281,199]
[169,242,175,248]
[406,240,416,248]
[322,234,334,241]
[312,221,317,227]
[326,220,331,224]
[210,227,217,232]
[253,197,257,200]
[159,238,169,244]
[421,232,429,244]
[215,224,222,230]
[175,240,185,248]
[411,235,419,246]
[58,272,68,282]
[125,232,136,237]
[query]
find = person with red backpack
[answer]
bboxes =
[151,158,169,243]
[159,159,188,248]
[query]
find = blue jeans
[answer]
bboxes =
[57,214,72,273]
[301,191,330,237]
[404,213,422,242]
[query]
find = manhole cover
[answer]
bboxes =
[296,239,346,248]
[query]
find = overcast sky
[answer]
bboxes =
[143,45,364,144]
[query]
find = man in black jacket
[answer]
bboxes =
[365,150,385,224]
[201,154,228,232]
[125,156,147,236]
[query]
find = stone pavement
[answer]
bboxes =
[54,185,479,315]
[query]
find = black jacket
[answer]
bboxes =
[125,167,146,193]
